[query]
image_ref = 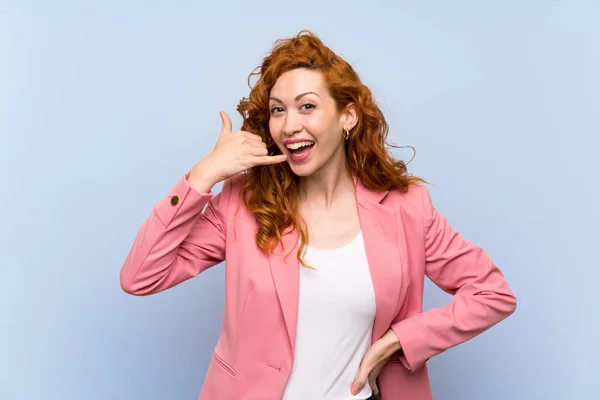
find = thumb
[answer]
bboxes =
[351,371,367,396]
[219,111,232,136]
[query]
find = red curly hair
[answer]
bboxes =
[236,30,427,268]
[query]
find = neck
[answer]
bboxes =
[298,153,355,208]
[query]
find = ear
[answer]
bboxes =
[341,103,358,131]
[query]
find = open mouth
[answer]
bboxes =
[286,141,315,155]
[285,140,315,162]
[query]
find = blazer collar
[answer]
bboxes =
[354,175,390,204]
[267,177,408,355]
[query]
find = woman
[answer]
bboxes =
[120,30,517,400]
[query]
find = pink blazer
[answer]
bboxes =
[120,172,517,400]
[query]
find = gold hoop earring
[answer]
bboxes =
[343,128,350,140]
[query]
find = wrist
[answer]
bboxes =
[188,159,220,193]
[383,328,402,356]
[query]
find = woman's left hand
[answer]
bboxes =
[350,328,402,397]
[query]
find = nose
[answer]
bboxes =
[282,111,302,136]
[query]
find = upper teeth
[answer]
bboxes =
[286,141,314,150]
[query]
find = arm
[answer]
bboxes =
[390,186,517,371]
[119,171,230,296]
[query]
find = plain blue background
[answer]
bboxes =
[2,1,599,399]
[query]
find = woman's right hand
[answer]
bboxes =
[187,111,287,193]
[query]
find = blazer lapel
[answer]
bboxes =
[268,177,410,355]
[355,178,409,343]
[268,225,300,356]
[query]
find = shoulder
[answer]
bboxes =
[217,173,247,208]
[223,173,246,196]
[385,183,432,213]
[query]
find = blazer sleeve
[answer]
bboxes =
[390,185,517,372]
[119,171,231,296]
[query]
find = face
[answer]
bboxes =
[268,68,356,177]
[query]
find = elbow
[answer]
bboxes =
[120,280,138,296]
[489,272,518,319]
[120,266,162,296]
[506,291,517,316]
[120,268,146,296]
[120,275,138,296]
[493,288,518,320]
[476,287,517,324]
[501,279,518,316]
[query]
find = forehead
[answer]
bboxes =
[269,68,327,100]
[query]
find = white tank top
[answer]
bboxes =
[281,231,376,400]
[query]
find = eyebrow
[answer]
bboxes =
[269,91,320,103]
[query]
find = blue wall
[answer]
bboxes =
[2,1,598,399]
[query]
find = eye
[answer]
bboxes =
[270,106,284,114]
[301,103,316,111]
